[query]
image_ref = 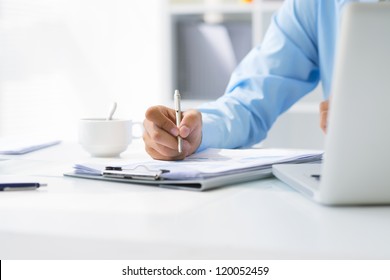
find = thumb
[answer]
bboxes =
[179,110,201,138]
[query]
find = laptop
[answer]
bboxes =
[272,2,390,205]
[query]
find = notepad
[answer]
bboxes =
[65,148,323,191]
[0,136,61,155]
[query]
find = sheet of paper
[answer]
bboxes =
[0,136,61,155]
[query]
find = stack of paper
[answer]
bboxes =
[72,148,323,181]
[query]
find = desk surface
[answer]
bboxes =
[1,141,390,259]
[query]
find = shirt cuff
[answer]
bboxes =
[196,112,224,152]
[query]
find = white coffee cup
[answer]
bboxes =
[78,118,142,157]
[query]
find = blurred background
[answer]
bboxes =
[0,0,164,140]
[0,0,324,149]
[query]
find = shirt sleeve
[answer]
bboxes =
[197,0,321,151]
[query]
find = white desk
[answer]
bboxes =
[1,141,390,259]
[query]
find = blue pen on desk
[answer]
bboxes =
[0,182,47,191]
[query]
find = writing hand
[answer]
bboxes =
[143,105,202,160]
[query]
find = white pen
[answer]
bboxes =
[174,89,182,153]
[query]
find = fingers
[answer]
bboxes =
[179,109,203,156]
[319,100,329,134]
[144,137,186,161]
[179,110,201,138]
[143,119,177,150]
[143,106,182,159]
[143,105,187,160]
[145,105,178,137]
[143,106,202,160]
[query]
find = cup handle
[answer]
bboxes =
[132,121,143,139]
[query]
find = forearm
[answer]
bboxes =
[197,0,321,151]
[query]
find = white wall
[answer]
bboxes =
[0,0,165,140]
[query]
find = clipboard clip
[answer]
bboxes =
[102,165,169,181]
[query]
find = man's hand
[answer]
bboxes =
[320,100,329,134]
[143,105,202,160]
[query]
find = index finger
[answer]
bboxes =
[145,105,179,136]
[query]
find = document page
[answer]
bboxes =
[0,136,61,155]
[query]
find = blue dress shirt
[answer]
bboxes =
[197,0,367,151]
